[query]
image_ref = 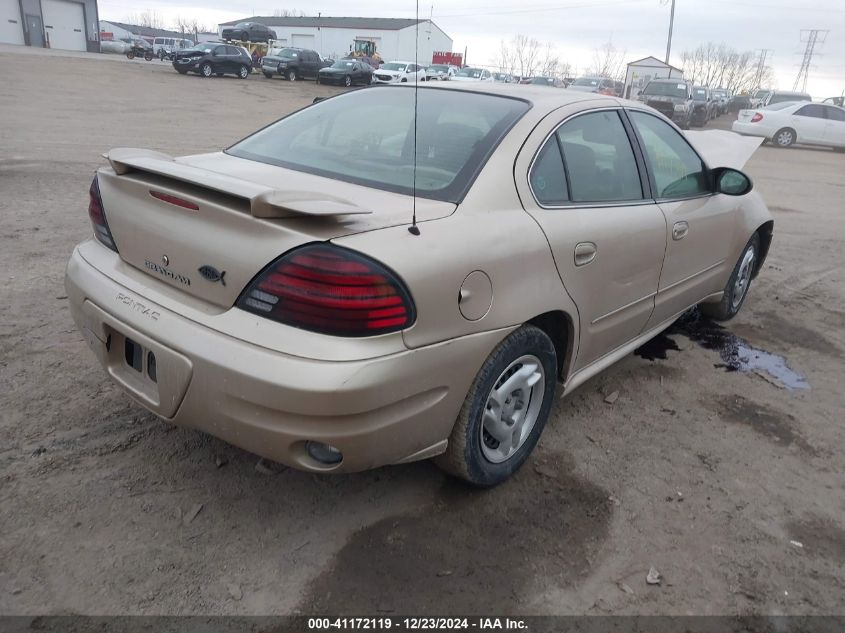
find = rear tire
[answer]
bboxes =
[701,233,760,321]
[774,127,796,147]
[238,65,249,79]
[435,325,557,487]
[344,75,352,87]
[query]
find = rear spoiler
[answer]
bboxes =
[105,148,372,219]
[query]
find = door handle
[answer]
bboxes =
[672,221,689,241]
[574,242,597,267]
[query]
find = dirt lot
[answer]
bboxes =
[1,46,844,616]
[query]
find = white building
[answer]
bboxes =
[624,56,684,100]
[217,16,452,63]
[1,0,100,51]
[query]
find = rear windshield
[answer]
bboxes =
[769,93,811,104]
[573,77,600,87]
[763,101,800,111]
[642,82,688,97]
[227,87,530,203]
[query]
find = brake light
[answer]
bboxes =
[750,112,763,123]
[237,244,416,337]
[88,176,118,252]
[150,190,199,211]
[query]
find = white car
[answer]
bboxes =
[732,101,845,150]
[372,61,427,84]
[451,67,493,82]
[426,64,455,81]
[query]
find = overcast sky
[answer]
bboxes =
[99,0,844,97]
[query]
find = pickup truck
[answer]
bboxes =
[261,47,330,81]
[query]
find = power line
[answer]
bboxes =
[793,29,828,92]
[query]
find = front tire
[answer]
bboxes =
[701,233,760,321]
[774,127,796,147]
[286,68,296,81]
[435,325,557,487]
[200,62,213,78]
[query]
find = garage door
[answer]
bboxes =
[291,34,315,49]
[42,0,87,51]
[0,0,25,45]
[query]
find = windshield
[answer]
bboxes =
[769,93,810,104]
[754,89,769,98]
[271,48,299,58]
[227,88,530,203]
[531,77,552,85]
[763,101,800,111]
[234,22,251,29]
[182,44,211,53]
[642,82,688,97]
[331,60,356,69]
[456,68,483,78]
[382,63,408,71]
[573,77,599,87]
[693,89,707,100]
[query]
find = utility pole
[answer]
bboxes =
[793,29,828,92]
[752,49,773,90]
[664,0,676,64]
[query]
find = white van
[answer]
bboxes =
[153,37,194,57]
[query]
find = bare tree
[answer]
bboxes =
[273,8,305,17]
[125,10,166,29]
[494,34,542,78]
[680,42,771,93]
[590,41,626,80]
[174,16,214,37]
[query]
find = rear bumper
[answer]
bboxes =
[65,242,510,473]
[731,121,768,138]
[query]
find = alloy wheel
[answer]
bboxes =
[731,247,756,310]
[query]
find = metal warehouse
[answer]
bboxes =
[217,16,453,64]
[1,0,99,51]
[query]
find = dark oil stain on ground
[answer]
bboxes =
[301,456,612,615]
[635,309,809,390]
[717,395,816,454]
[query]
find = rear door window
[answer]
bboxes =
[796,104,826,118]
[555,111,643,203]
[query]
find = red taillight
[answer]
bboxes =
[750,112,763,123]
[237,244,416,337]
[88,176,118,252]
[149,190,199,211]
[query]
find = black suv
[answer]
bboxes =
[637,79,694,129]
[261,47,330,81]
[221,22,276,43]
[173,43,253,79]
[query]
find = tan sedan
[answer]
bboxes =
[65,84,773,486]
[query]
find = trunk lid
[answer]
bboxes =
[97,150,455,308]
[736,109,756,122]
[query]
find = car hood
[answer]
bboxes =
[319,67,348,74]
[684,130,764,170]
[375,69,403,76]
[641,94,686,103]
[262,55,293,64]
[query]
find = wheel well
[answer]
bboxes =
[527,311,574,381]
[753,221,774,278]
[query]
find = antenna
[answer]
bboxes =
[408,0,421,236]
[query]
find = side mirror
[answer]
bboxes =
[713,167,753,196]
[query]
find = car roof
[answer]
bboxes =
[383,81,624,111]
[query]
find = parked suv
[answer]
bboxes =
[691,86,714,126]
[638,78,694,129]
[221,22,276,43]
[261,47,329,81]
[173,43,253,79]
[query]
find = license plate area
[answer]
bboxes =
[124,336,157,383]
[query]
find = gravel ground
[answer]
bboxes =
[1,46,843,616]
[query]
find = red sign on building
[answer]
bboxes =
[432,51,462,66]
